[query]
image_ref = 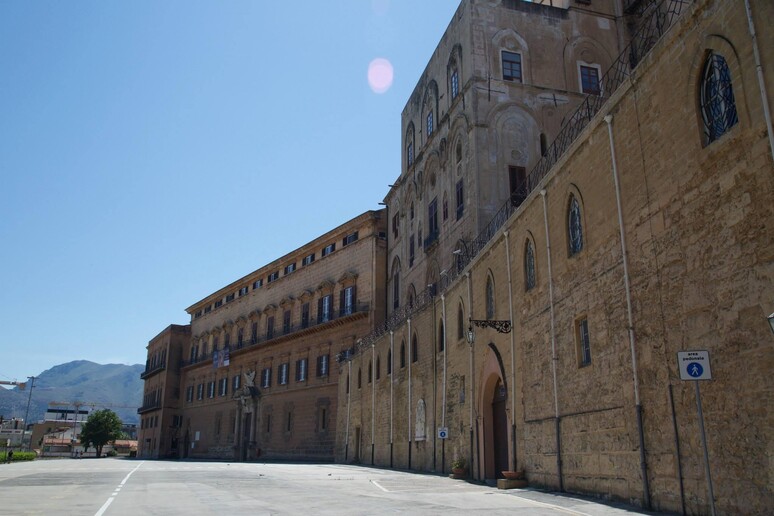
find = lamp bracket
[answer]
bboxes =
[469,319,512,334]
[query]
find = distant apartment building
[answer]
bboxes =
[140,210,386,461]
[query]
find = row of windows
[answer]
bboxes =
[259,355,329,388]
[192,232,359,320]
[405,51,602,169]
[140,414,158,430]
[186,355,330,402]
[189,287,357,362]
[402,181,464,269]
[144,348,167,372]
[141,388,162,409]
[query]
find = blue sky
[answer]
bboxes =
[0,0,460,384]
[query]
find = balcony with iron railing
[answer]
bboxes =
[340,0,691,363]
[182,302,370,368]
[137,400,162,414]
[140,361,166,380]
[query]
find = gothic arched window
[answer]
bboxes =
[525,239,536,290]
[700,52,738,144]
[568,195,584,256]
[486,275,495,320]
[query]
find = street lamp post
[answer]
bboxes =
[22,376,35,451]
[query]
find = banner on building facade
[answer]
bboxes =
[212,347,230,368]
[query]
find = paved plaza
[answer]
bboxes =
[0,459,656,515]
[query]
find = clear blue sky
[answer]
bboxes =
[0,0,460,384]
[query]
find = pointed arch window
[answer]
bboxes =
[525,239,536,290]
[457,303,465,340]
[700,52,738,144]
[451,69,459,98]
[486,276,495,320]
[376,355,381,380]
[568,195,584,256]
[412,334,419,363]
[400,341,406,368]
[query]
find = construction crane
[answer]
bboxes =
[48,401,139,410]
[0,380,26,390]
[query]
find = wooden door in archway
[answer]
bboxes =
[492,379,509,478]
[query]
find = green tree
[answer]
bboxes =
[79,409,123,457]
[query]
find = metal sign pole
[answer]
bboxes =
[694,380,716,516]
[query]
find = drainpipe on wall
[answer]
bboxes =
[604,114,651,509]
[390,330,394,468]
[540,189,563,492]
[465,271,475,480]
[744,0,774,163]
[504,229,518,471]
[345,360,352,462]
[371,342,376,465]
[408,317,412,470]
[431,295,437,471]
[441,294,448,473]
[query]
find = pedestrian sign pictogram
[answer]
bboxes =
[677,350,712,381]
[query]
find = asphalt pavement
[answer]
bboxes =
[0,458,659,515]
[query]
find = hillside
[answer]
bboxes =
[0,360,143,426]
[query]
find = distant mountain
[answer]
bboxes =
[0,360,143,426]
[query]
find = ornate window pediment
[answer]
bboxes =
[338,271,359,286]
[317,280,335,294]
[298,289,314,301]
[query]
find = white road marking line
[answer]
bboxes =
[503,493,594,516]
[94,497,115,516]
[370,480,390,492]
[94,462,144,516]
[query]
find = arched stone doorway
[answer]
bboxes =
[479,344,510,480]
[491,379,509,477]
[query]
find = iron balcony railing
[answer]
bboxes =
[340,0,690,363]
[182,302,370,368]
[140,362,166,379]
[137,401,161,414]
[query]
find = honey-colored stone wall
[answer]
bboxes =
[175,210,386,461]
[339,1,774,514]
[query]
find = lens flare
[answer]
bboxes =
[368,58,394,94]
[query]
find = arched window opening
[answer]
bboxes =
[412,334,419,363]
[457,303,465,340]
[376,356,381,380]
[357,368,362,389]
[486,275,495,320]
[400,341,406,368]
[525,239,536,290]
[387,350,392,374]
[438,320,445,352]
[700,52,738,144]
[368,361,372,383]
[568,195,584,256]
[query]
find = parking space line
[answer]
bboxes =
[94,461,144,516]
[370,480,390,492]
